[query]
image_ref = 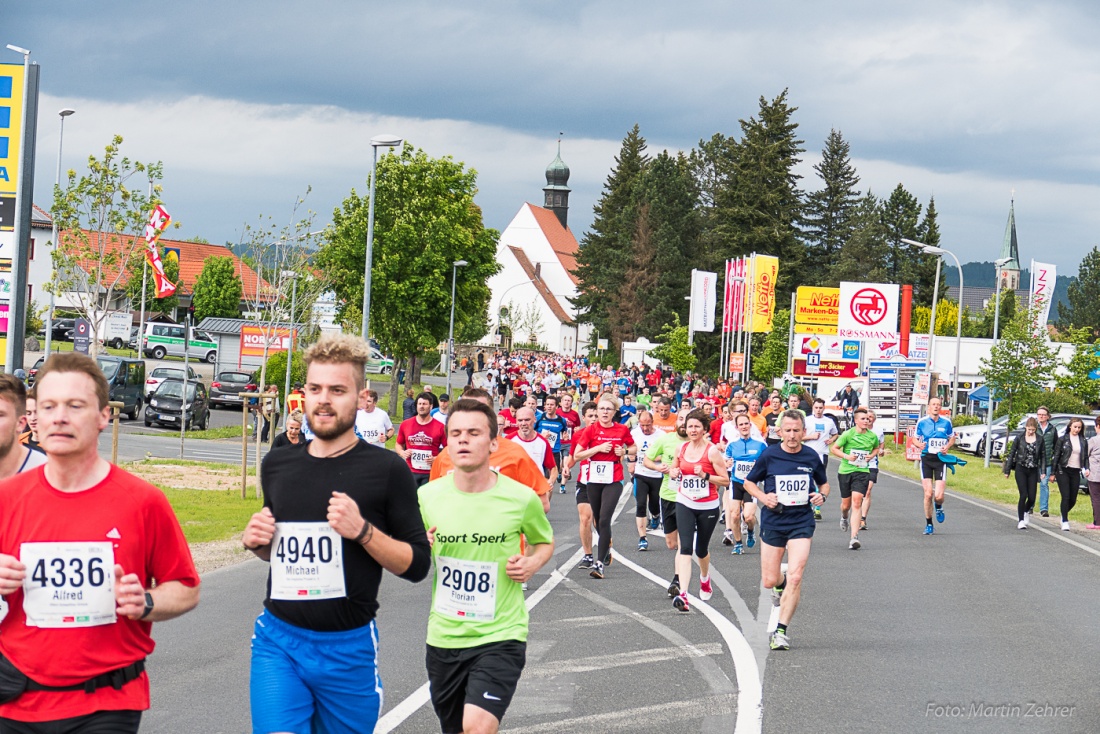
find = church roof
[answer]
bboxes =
[947,285,1029,314]
[544,141,570,190]
[999,200,1021,271]
[507,245,572,324]
[526,203,579,285]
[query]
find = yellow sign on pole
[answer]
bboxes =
[795,286,840,325]
[748,255,778,332]
[795,322,838,335]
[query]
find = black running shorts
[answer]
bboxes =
[920,455,946,482]
[426,640,526,734]
[838,472,870,499]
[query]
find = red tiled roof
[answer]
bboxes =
[507,245,572,324]
[526,204,579,285]
[59,229,272,301]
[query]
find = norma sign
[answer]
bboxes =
[240,325,295,357]
[838,282,899,340]
[794,286,840,326]
[793,358,859,379]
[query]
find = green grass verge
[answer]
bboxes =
[879,451,1093,523]
[35,342,136,358]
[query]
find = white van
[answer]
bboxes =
[142,322,218,363]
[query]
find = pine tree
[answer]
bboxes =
[1058,246,1100,335]
[913,196,945,306]
[612,203,658,344]
[880,184,922,286]
[803,129,860,284]
[829,194,889,285]
[689,132,738,273]
[643,151,700,337]
[572,125,649,351]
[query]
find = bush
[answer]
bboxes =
[951,414,985,427]
[993,389,1092,419]
[260,350,307,402]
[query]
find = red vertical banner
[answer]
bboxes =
[724,257,747,332]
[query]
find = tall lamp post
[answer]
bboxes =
[445,260,468,397]
[984,257,1012,467]
[44,107,75,357]
[903,239,964,412]
[281,270,299,405]
[360,134,403,343]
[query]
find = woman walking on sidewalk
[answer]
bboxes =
[1004,417,1047,530]
[1052,417,1086,532]
[1084,416,1100,530]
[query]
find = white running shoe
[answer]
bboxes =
[1022,513,1030,528]
[1062,521,1070,532]
[699,576,713,601]
[1017,520,1027,530]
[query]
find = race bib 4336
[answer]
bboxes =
[21,542,116,628]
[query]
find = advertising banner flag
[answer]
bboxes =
[723,258,748,332]
[838,282,899,340]
[143,205,176,298]
[690,269,718,332]
[1030,261,1056,334]
[748,255,778,333]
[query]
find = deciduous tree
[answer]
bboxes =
[1058,246,1100,335]
[192,255,243,323]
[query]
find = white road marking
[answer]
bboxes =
[500,694,737,733]
[526,642,724,677]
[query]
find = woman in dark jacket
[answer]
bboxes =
[1004,417,1047,530]
[1051,418,1086,532]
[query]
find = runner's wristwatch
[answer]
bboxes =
[141,592,154,620]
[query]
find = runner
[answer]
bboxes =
[0,374,47,479]
[396,392,449,488]
[511,408,558,490]
[668,410,729,612]
[642,413,689,598]
[743,410,830,650]
[243,335,431,734]
[419,399,554,734]
[651,396,678,434]
[802,398,839,521]
[0,353,200,732]
[431,394,451,426]
[724,414,767,555]
[619,394,638,426]
[354,388,394,447]
[534,396,568,492]
[629,410,663,550]
[863,410,886,530]
[572,395,636,579]
[563,402,598,568]
[557,393,581,495]
[914,397,954,535]
[830,408,880,550]
[747,397,767,440]
[497,396,522,439]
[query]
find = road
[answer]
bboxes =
[141,466,1100,733]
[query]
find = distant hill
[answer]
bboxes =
[228,242,318,271]
[946,262,1071,321]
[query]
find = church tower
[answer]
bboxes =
[543,139,571,229]
[999,198,1021,291]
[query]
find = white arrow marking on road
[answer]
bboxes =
[525,642,724,677]
[500,694,737,733]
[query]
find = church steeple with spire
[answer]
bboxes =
[543,136,571,229]
[999,197,1021,291]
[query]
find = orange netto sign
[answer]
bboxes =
[795,286,840,326]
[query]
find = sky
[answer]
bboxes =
[8,1,1100,273]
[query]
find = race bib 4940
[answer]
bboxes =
[270,523,346,601]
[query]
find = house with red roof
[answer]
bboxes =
[484,145,592,354]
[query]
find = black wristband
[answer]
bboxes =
[355,521,372,544]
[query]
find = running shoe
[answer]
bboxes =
[732,542,744,555]
[860,522,868,531]
[746,529,756,548]
[1087,524,1100,530]
[578,554,594,569]
[720,510,726,525]
[558,486,566,494]
[771,582,784,607]
[638,537,649,551]
[1040,510,1049,518]
[923,524,934,536]
[769,630,790,650]
[673,593,690,613]
[603,549,613,566]
[667,577,680,599]
[849,536,861,550]
[936,507,946,523]
[813,508,822,520]
[1022,513,1030,528]
[840,517,849,531]
[1062,521,1070,532]
[589,561,605,580]
[1017,520,1027,530]
[699,577,713,601]
[722,529,734,546]
[649,518,660,531]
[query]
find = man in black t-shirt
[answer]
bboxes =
[243,334,431,734]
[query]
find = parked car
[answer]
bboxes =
[51,318,76,342]
[210,371,256,408]
[956,416,1009,455]
[144,378,210,430]
[997,416,1097,494]
[142,322,218,363]
[27,356,45,386]
[145,365,202,399]
[365,347,394,374]
[96,356,146,420]
[128,325,141,350]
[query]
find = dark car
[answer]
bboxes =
[96,356,146,420]
[27,356,45,386]
[144,379,210,430]
[51,318,76,342]
[210,371,256,408]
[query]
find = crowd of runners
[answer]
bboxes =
[2,340,1094,733]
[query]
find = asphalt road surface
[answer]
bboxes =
[142,466,1100,733]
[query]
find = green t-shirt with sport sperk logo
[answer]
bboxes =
[418,472,553,649]
[834,428,881,474]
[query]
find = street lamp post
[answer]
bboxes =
[281,270,299,405]
[360,134,403,344]
[903,239,964,413]
[44,107,75,357]
[984,257,1012,467]
[445,260,468,397]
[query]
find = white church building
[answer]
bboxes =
[484,145,592,355]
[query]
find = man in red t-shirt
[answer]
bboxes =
[0,353,199,732]
[395,392,448,487]
[497,396,522,439]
